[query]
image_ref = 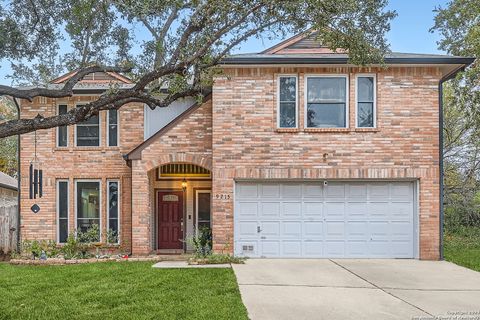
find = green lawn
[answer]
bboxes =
[0,262,248,320]
[444,228,480,272]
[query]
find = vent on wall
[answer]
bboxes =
[158,163,211,178]
[242,245,254,253]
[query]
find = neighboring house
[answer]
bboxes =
[16,32,474,260]
[0,172,17,208]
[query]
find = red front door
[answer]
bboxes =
[157,191,183,249]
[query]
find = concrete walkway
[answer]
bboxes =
[232,259,480,320]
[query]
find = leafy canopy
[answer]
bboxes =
[0,0,395,138]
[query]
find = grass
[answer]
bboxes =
[0,261,248,320]
[444,227,480,272]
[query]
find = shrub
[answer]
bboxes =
[20,240,59,259]
[188,227,212,258]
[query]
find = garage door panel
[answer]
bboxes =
[326,183,346,198]
[282,241,302,257]
[324,202,345,218]
[260,221,280,237]
[346,202,368,219]
[369,183,390,198]
[235,181,415,258]
[282,202,302,217]
[237,221,258,238]
[346,221,368,240]
[237,184,258,198]
[282,221,302,238]
[261,241,281,257]
[348,184,368,198]
[346,241,369,257]
[282,184,302,198]
[303,241,324,256]
[391,183,413,199]
[260,202,280,218]
[261,184,281,198]
[303,184,323,198]
[238,202,258,217]
[325,221,345,239]
[303,221,324,239]
[303,202,323,219]
[325,241,345,256]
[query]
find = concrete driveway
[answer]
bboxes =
[232,259,480,320]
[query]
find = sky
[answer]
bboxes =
[0,0,450,84]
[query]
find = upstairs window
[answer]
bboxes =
[108,109,118,147]
[306,76,348,128]
[76,105,100,147]
[57,105,68,147]
[277,76,297,128]
[356,75,376,128]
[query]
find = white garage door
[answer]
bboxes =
[234,181,416,258]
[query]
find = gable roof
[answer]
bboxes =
[262,30,336,54]
[125,93,212,161]
[223,30,475,77]
[0,172,17,191]
[50,70,132,84]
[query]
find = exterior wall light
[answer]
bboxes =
[181,178,187,191]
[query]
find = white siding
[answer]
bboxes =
[144,97,196,139]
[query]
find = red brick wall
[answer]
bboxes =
[19,95,144,251]
[130,100,212,254]
[211,66,441,260]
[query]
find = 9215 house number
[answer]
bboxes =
[214,193,231,200]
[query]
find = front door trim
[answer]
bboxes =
[155,189,184,250]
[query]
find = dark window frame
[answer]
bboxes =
[356,74,377,128]
[75,104,101,147]
[107,109,119,147]
[107,180,120,244]
[57,180,69,243]
[277,75,298,129]
[305,75,349,128]
[56,104,68,147]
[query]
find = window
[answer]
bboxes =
[57,105,68,147]
[108,109,118,147]
[76,105,100,146]
[277,76,297,128]
[57,180,69,243]
[196,190,211,232]
[356,75,376,128]
[306,76,348,128]
[107,180,119,244]
[76,181,101,240]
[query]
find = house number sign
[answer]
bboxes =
[163,194,179,202]
[214,193,231,200]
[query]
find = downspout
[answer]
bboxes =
[439,79,445,260]
[12,97,21,252]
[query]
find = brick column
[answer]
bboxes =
[131,160,151,255]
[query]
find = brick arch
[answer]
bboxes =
[144,153,212,173]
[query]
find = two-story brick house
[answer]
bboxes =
[18,32,474,260]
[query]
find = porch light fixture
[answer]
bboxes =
[181,178,187,191]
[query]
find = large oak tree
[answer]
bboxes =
[0,0,395,138]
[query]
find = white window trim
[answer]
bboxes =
[74,179,102,240]
[304,74,350,128]
[56,179,69,243]
[107,109,120,147]
[277,74,298,129]
[56,104,69,147]
[355,74,377,128]
[195,189,212,233]
[74,103,102,147]
[107,179,120,244]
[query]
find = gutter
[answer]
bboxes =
[12,97,21,252]
[0,182,18,192]
[221,56,475,66]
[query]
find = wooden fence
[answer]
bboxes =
[0,205,18,254]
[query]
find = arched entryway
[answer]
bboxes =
[151,162,212,254]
